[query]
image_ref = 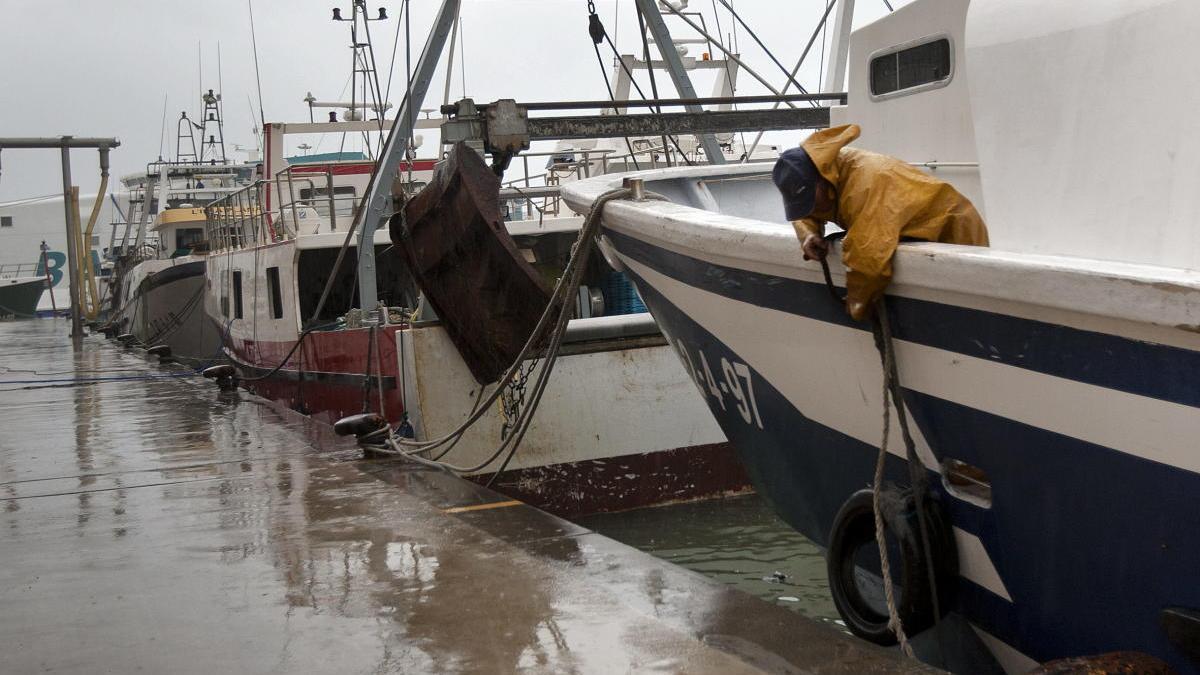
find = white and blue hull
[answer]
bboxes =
[564,165,1200,671]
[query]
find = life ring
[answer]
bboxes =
[826,488,957,645]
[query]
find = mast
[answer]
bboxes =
[822,0,855,96]
[632,0,726,164]
[354,0,461,313]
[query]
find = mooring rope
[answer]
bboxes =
[821,255,944,662]
[361,186,660,477]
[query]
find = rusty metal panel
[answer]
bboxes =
[391,142,554,384]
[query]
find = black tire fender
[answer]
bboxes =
[826,488,957,646]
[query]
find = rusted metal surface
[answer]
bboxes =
[526,107,831,140]
[1032,651,1176,674]
[391,142,554,383]
[476,442,751,518]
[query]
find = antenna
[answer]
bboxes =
[157,94,169,160]
[176,111,199,163]
[332,1,389,143]
[198,88,227,164]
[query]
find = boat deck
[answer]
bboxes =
[0,320,932,674]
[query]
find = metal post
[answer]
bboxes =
[59,139,83,339]
[442,13,460,106]
[822,0,855,97]
[326,168,337,231]
[632,0,726,164]
[355,0,461,313]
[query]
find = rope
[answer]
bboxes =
[363,187,657,476]
[872,297,914,657]
[819,251,944,662]
[587,1,643,171]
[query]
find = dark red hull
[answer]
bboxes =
[473,442,750,518]
[224,324,405,425]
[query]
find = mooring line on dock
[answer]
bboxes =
[0,452,325,488]
[3,473,259,501]
[0,371,195,392]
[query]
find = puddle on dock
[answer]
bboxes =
[1,320,932,674]
[578,494,842,628]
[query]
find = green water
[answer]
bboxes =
[578,494,842,627]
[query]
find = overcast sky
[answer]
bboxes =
[0,0,900,201]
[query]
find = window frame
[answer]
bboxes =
[867,34,955,102]
[266,266,284,320]
[232,270,244,320]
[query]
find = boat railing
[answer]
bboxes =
[203,181,271,252]
[500,148,617,220]
[0,262,42,279]
[271,164,361,233]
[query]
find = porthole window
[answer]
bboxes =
[870,38,951,97]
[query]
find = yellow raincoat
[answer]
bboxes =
[792,124,989,320]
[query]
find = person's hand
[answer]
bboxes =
[801,233,829,262]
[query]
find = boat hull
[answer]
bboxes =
[121,259,221,364]
[0,277,46,319]
[563,165,1200,672]
[603,227,1200,671]
[400,321,747,517]
[219,324,406,426]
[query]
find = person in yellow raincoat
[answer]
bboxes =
[772,124,989,320]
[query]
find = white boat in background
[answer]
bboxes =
[565,0,1200,670]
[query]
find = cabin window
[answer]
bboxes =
[266,266,284,319]
[298,185,356,218]
[175,227,204,252]
[0,216,12,227]
[232,271,244,320]
[870,38,951,97]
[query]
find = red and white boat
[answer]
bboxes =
[201,0,754,516]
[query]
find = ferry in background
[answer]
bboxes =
[0,192,118,316]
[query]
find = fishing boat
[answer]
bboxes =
[201,0,756,516]
[564,0,1200,670]
[103,84,258,364]
[109,159,250,364]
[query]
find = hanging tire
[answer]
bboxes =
[826,488,957,645]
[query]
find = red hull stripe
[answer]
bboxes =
[289,160,437,176]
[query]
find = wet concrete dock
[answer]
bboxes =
[0,320,931,674]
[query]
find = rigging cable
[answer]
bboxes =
[714,0,818,104]
[247,0,266,127]
[587,0,642,171]
[742,0,839,160]
[634,3,676,166]
[383,0,406,109]
[599,12,695,165]
[709,0,750,156]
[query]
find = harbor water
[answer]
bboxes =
[580,494,842,628]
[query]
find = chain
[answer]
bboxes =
[500,357,538,439]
